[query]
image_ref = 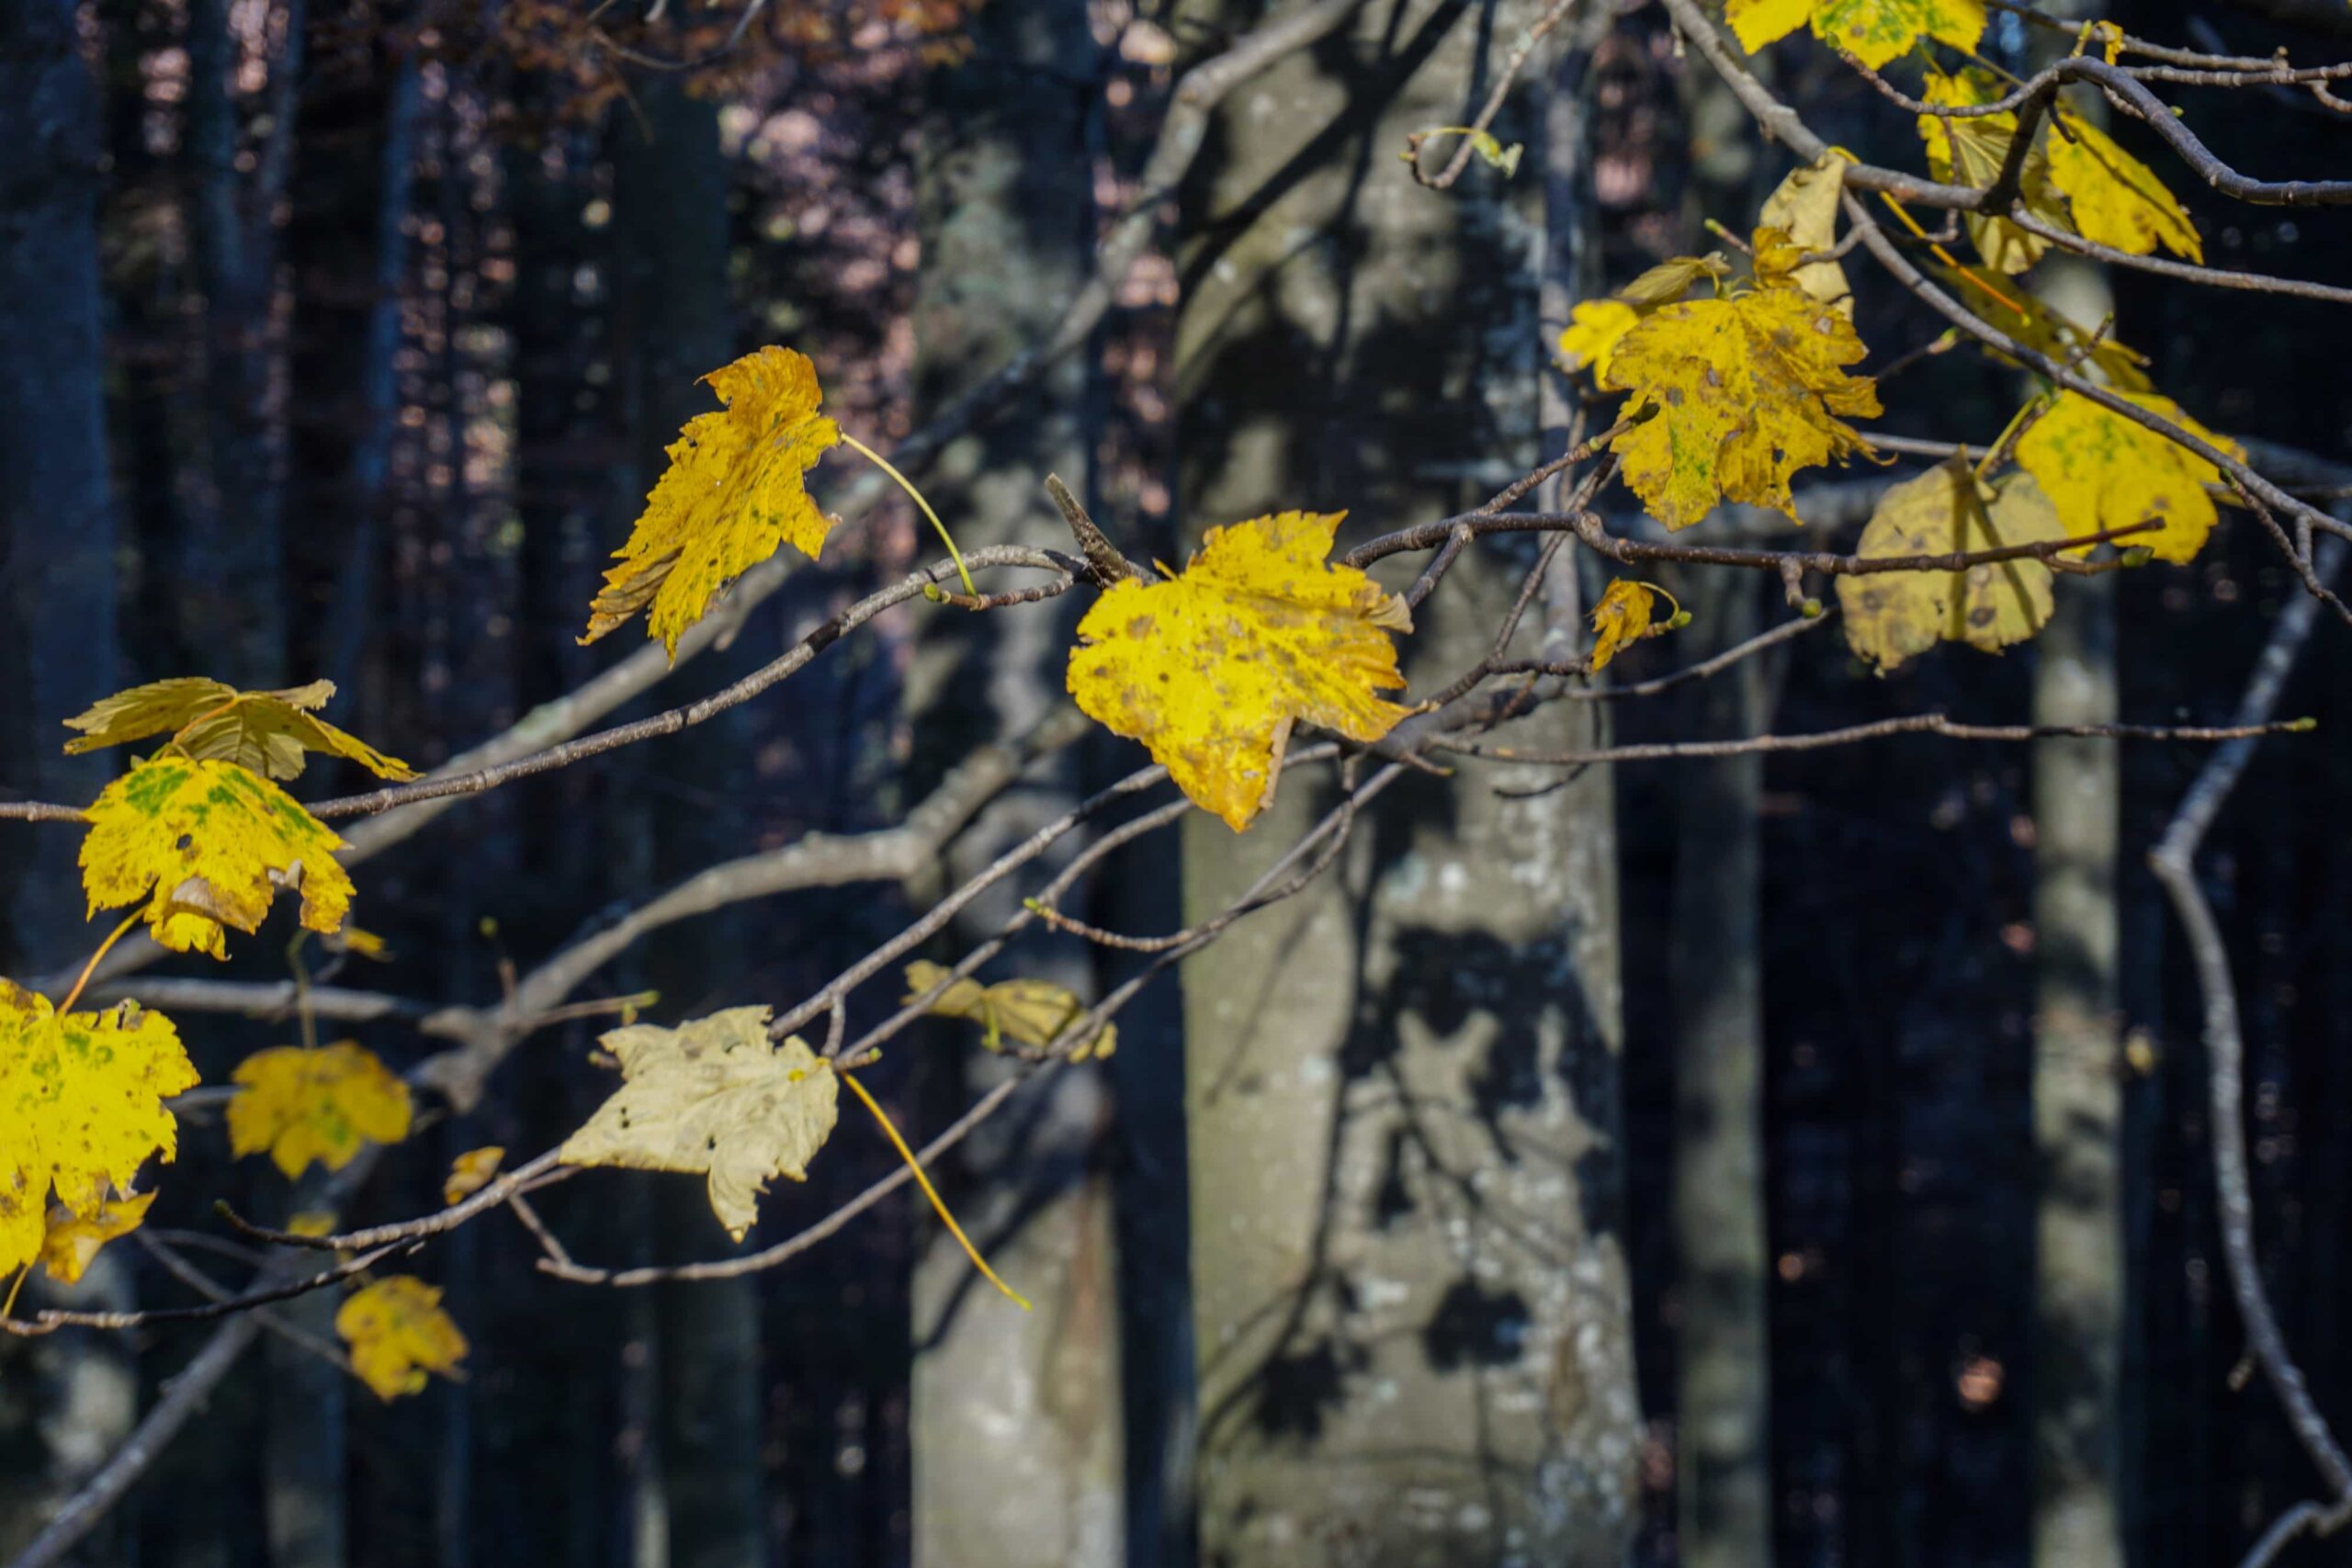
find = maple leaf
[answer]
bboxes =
[62,678,413,782]
[582,344,842,657]
[558,1008,839,1241]
[0,981,198,1277]
[1757,152,1852,315]
[40,1189,156,1285]
[2014,389,2244,564]
[903,961,1116,1061]
[2045,107,2201,262]
[443,1146,506,1207]
[1727,0,1984,70]
[1588,580,1661,671]
[1559,299,1641,380]
[79,756,356,959]
[227,1042,413,1179]
[1065,512,1413,831]
[1600,287,1881,531]
[336,1276,469,1401]
[1916,67,2073,276]
[1838,462,2064,671]
[1932,264,2153,392]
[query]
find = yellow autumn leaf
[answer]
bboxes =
[39,1189,156,1285]
[1558,299,1641,380]
[1600,287,1880,531]
[227,1043,413,1179]
[1838,462,2064,671]
[1588,580,1661,671]
[558,1008,839,1241]
[444,1146,506,1207]
[903,962,1116,1061]
[1933,265,2152,392]
[1065,512,1413,832]
[582,345,842,657]
[1757,152,1852,315]
[2045,107,2201,262]
[336,1276,468,1401]
[0,981,198,1277]
[2015,389,2244,564]
[79,756,355,959]
[288,1211,338,1238]
[1728,0,1983,70]
[1616,252,1733,308]
[1916,67,2073,276]
[62,678,413,782]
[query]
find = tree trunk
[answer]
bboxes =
[0,0,130,1554]
[906,4,1125,1561]
[1171,2,1639,1561]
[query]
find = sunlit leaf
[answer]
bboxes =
[1757,152,1852,315]
[62,678,413,782]
[582,344,842,657]
[1616,252,1733,308]
[0,981,197,1277]
[337,1276,469,1401]
[1838,461,2064,671]
[2045,107,2201,262]
[1728,0,1984,70]
[1066,512,1413,831]
[2014,389,2244,563]
[39,1189,156,1286]
[1588,580,1660,671]
[1600,287,1881,530]
[227,1042,413,1179]
[79,756,355,959]
[1915,66,2073,276]
[903,962,1115,1061]
[1558,299,1641,380]
[443,1146,506,1207]
[558,1008,839,1241]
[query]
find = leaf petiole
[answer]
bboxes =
[839,434,978,597]
[837,1067,1029,1311]
[58,909,144,1015]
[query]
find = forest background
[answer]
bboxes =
[6,0,2352,1563]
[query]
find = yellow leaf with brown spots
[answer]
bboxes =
[2015,389,2243,564]
[582,345,842,657]
[79,756,355,959]
[337,1276,469,1401]
[1838,461,2064,671]
[1065,512,1413,831]
[1600,287,1880,531]
[0,981,197,1278]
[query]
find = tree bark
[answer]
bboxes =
[907,4,1125,1561]
[1171,2,1640,1561]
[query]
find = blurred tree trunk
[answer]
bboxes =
[1171,2,1639,1562]
[0,0,131,1555]
[1666,570,1771,1568]
[610,78,768,1568]
[906,4,1124,1562]
[1665,59,1772,1568]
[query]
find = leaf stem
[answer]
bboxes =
[840,434,978,597]
[1,1265,28,1321]
[837,1067,1029,1311]
[59,910,144,1015]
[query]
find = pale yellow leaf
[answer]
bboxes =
[1600,287,1880,531]
[63,677,413,782]
[1616,252,1732,308]
[1757,152,1853,315]
[1066,512,1412,831]
[903,962,1115,1061]
[1838,462,2064,671]
[558,1009,839,1241]
[2014,389,2243,563]
[0,981,197,1277]
[337,1276,468,1401]
[79,756,355,959]
[227,1042,413,1179]
[582,345,842,657]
